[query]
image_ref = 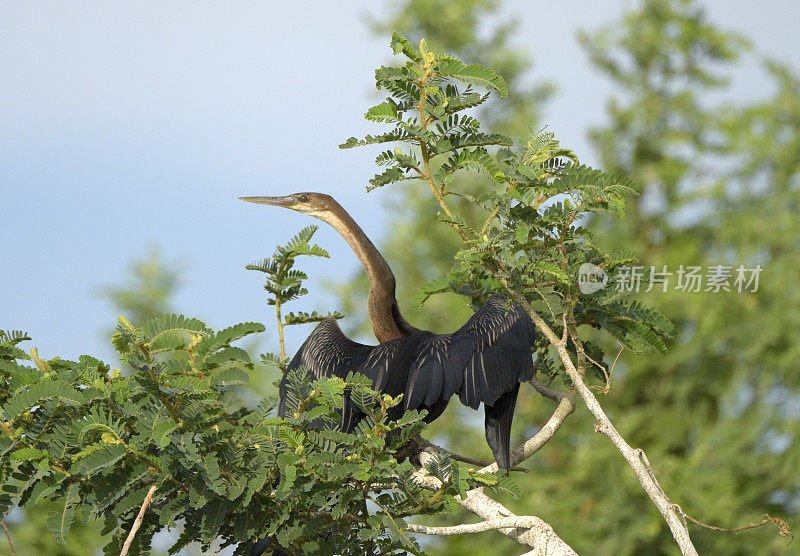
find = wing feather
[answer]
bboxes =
[278,317,373,419]
[404,294,535,411]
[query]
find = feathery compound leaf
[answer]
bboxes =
[440,90,490,113]
[201,498,230,544]
[389,32,422,63]
[0,343,30,362]
[382,514,419,553]
[368,167,415,191]
[283,310,344,326]
[491,475,522,499]
[9,447,48,461]
[437,147,503,184]
[195,322,265,357]
[46,483,78,544]
[365,99,403,122]
[434,132,513,153]
[413,276,453,309]
[202,452,225,494]
[340,130,414,149]
[148,329,194,352]
[141,314,210,342]
[435,60,509,98]
[73,443,128,475]
[0,330,31,345]
[278,225,329,259]
[151,419,178,448]
[3,380,86,421]
[77,407,125,446]
[210,366,250,386]
[423,452,453,481]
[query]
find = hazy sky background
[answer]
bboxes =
[2,1,799,363]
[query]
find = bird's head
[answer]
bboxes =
[240,192,340,223]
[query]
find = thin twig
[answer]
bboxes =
[415,437,527,472]
[120,485,157,556]
[1,521,16,556]
[582,350,611,394]
[674,508,793,543]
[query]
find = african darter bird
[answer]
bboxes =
[241,193,535,470]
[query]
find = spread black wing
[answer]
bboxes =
[277,317,373,419]
[403,294,536,468]
[278,318,418,433]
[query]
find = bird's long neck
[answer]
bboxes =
[318,204,418,343]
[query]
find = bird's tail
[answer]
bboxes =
[483,382,520,470]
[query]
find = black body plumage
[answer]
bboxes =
[278,293,535,470]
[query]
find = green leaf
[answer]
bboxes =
[151,419,178,448]
[196,322,265,357]
[435,59,509,98]
[491,475,522,499]
[26,474,66,505]
[141,314,210,343]
[382,514,418,552]
[46,483,78,544]
[116,484,154,516]
[283,310,344,326]
[437,147,503,184]
[9,447,49,461]
[3,380,86,421]
[389,32,422,63]
[201,498,230,544]
[0,330,31,346]
[413,276,453,309]
[365,99,402,122]
[241,465,271,507]
[73,443,128,475]
[202,453,226,495]
[203,346,251,366]
[210,366,250,387]
[91,464,151,516]
[148,329,193,352]
[368,167,414,191]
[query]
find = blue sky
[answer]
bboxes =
[2,1,798,363]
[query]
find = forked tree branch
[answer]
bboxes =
[413,450,576,556]
[509,292,699,556]
[409,384,579,555]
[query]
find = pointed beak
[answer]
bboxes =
[239,196,294,207]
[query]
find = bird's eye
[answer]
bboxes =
[298,194,309,203]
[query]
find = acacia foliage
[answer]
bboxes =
[343,34,674,387]
[247,225,345,368]
[0,230,516,555]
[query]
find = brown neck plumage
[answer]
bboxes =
[315,202,418,343]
